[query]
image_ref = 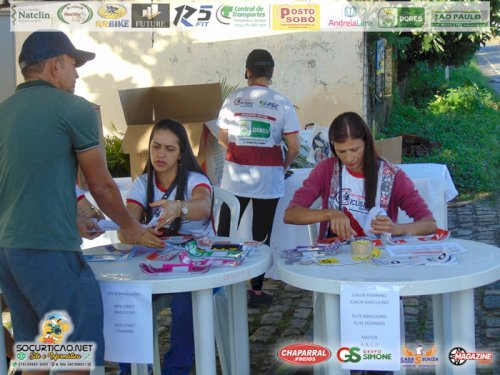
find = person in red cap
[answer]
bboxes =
[0,31,163,375]
[217,49,300,307]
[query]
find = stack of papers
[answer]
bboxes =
[83,244,136,262]
[371,242,466,266]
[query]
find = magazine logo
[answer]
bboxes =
[57,3,93,25]
[131,4,170,28]
[448,347,493,366]
[278,343,331,365]
[97,4,127,20]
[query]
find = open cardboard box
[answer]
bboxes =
[119,83,224,182]
[374,136,403,164]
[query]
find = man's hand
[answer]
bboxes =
[77,216,104,240]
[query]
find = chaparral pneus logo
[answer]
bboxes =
[278,343,331,365]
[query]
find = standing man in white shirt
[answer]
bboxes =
[217,49,300,307]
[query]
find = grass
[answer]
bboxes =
[379,61,500,199]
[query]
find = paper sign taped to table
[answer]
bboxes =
[99,282,153,363]
[340,284,401,371]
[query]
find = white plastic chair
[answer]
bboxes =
[213,186,241,238]
[151,187,241,375]
[212,186,241,375]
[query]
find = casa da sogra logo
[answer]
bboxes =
[12,311,96,371]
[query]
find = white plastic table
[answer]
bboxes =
[87,240,272,375]
[241,163,458,280]
[277,239,500,374]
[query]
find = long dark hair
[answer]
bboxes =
[143,119,208,233]
[328,112,380,209]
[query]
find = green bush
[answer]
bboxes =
[104,125,131,177]
[381,62,499,198]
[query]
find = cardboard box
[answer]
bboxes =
[374,136,402,164]
[119,83,223,181]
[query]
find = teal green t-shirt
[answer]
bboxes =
[0,80,100,251]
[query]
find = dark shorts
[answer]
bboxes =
[0,248,105,365]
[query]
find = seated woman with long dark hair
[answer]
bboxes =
[284,112,436,240]
[118,118,214,375]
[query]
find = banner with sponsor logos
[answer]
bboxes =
[10,1,491,33]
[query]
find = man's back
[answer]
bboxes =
[0,80,99,251]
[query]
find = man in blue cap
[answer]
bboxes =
[0,31,163,374]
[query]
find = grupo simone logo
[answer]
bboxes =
[337,346,362,363]
[278,343,331,365]
[97,4,127,19]
[57,3,93,24]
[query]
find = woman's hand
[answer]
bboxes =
[150,199,182,229]
[326,210,352,240]
[370,215,398,235]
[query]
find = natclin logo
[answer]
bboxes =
[38,312,72,344]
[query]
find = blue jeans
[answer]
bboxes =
[0,248,105,365]
[119,292,194,375]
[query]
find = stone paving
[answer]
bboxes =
[102,196,499,375]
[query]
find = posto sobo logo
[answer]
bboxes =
[278,343,331,365]
[277,6,317,24]
[337,346,362,363]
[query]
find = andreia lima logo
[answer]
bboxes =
[12,311,96,371]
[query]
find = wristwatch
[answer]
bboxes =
[180,201,189,218]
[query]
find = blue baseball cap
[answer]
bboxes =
[19,31,95,69]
